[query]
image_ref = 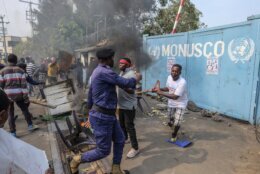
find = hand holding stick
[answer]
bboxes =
[136,80,161,94]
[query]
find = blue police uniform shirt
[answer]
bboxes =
[88,64,136,110]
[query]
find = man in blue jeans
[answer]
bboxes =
[70,49,141,174]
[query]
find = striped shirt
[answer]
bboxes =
[26,62,37,77]
[0,64,28,101]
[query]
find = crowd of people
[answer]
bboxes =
[0,48,188,174]
[0,54,63,136]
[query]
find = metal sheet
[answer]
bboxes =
[143,16,260,123]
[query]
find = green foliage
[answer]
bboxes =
[30,0,85,58]
[143,0,206,35]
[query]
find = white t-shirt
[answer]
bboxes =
[166,76,188,108]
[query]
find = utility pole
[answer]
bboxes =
[0,15,9,62]
[19,0,40,36]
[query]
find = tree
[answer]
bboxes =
[72,0,158,38]
[142,0,206,35]
[31,0,85,58]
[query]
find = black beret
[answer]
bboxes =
[96,49,115,59]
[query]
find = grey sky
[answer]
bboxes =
[0,0,35,37]
[0,0,260,37]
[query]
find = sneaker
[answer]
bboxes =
[69,154,81,174]
[127,148,140,158]
[28,124,39,131]
[170,137,177,142]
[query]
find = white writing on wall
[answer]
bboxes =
[160,41,225,58]
[148,37,255,63]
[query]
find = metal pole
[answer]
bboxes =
[19,0,40,36]
[29,1,33,36]
[171,0,185,34]
[0,16,8,62]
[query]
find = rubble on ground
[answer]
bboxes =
[156,103,167,110]
[147,107,168,118]
[187,101,202,112]
[201,110,217,117]
[201,110,224,122]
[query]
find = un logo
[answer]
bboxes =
[148,45,161,59]
[228,37,255,63]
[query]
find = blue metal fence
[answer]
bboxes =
[143,15,260,124]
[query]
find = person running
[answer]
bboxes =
[153,64,188,142]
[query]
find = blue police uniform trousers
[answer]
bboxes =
[81,110,125,164]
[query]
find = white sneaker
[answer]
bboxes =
[127,148,140,158]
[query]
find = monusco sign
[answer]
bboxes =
[148,37,255,64]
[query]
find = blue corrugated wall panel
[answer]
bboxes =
[143,15,260,124]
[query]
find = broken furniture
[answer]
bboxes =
[54,110,95,153]
[44,80,75,116]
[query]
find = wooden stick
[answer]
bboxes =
[29,99,57,109]
[136,89,152,94]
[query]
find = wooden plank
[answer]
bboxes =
[45,88,72,96]
[48,102,72,116]
[47,96,72,105]
[45,91,72,101]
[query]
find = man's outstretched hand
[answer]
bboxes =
[135,72,142,82]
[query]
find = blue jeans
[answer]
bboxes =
[81,110,125,164]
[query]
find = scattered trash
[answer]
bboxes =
[212,115,223,122]
[151,96,157,99]
[201,110,216,117]
[187,101,202,112]
[156,103,167,110]
[39,114,69,121]
[200,110,225,123]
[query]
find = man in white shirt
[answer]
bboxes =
[153,64,188,142]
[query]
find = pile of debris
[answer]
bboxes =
[200,110,223,122]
